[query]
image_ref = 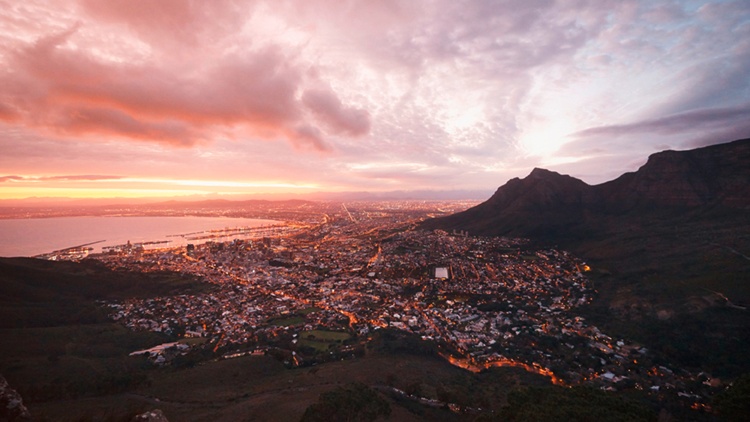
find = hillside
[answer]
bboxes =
[424,138,750,376]
[427,138,750,237]
[424,139,750,302]
[1,258,645,421]
[0,257,210,328]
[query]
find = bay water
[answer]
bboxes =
[0,216,277,257]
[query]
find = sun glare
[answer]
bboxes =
[518,120,575,157]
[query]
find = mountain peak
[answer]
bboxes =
[523,168,589,189]
[528,167,559,178]
[423,138,750,237]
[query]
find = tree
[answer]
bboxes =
[301,383,391,422]
[714,374,750,422]
[499,386,655,422]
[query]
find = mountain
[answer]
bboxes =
[424,167,592,238]
[424,139,750,376]
[0,189,493,208]
[594,139,750,209]
[426,138,750,238]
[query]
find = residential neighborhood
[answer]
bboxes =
[90,201,717,409]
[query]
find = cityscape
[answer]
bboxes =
[2,1,749,419]
[54,200,718,411]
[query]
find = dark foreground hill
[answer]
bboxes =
[424,138,750,376]
[0,257,210,328]
[0,258,667,421]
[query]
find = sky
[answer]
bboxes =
[1,0,749,201]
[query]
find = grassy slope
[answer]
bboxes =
[29,347,551,422]
[0,257,208,418]
[0,257,553,421]
[427,197,750,379]
[529,209,750,377]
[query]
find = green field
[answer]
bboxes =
[302,329,351,341]
[298,329,352,353]
[268,315,305,327]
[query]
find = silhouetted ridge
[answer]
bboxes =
[595,139,750,209]
[429,167,593,238]
[424,138,750,238]
[486,168,590,208]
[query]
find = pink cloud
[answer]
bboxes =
[2,20,371,151]
[302,88,371,136]
[78,0,252,49]
[0,102,20,122]
[0,174,124,183]
[289,124,330,152]
[51,107,199,146]
[44,174,124,181]
[1,0,749,194]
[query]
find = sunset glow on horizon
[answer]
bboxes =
[1,1,749,201]
[0,175,320,200]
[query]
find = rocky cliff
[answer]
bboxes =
[0,375,30,421]
[595,139,750,210]
[132,409,169,422]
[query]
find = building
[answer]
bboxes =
[434,267,449,279]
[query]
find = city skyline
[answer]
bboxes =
[1,0,749,200]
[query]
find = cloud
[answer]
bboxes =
[53,107,199,146]
[2,0,750,194]
[302,88,370,136]
[78,0,252,49]
[288,124,331,152]
[0,102,20,122]
[555,104,750,178]
[571,104,750,138]
[2,19,371,151]
[0,174,124,183]
[45,175,124,181]
[684,120,750,149]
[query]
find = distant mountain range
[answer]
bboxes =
[424,138,750,238]
[0,189,493,208]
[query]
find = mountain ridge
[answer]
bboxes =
[423,138,750,380]
[425,138,750,238]
[593,139,750,209]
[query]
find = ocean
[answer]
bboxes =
[0,216,278,257]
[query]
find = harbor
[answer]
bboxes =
[0,216,280,258]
